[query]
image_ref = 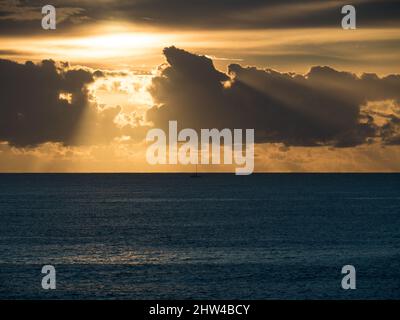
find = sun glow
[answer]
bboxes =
[0,25,177,67]
[59,32,172,59]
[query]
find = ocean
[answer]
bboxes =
[0,173,399,299]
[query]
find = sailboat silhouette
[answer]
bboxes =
[190,164,201,178]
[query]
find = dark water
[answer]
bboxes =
[0,173,399,300]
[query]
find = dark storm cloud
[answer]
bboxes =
[147,47,400,147]
[0,58,95,147]
[0,58,150,148]
[1,0,399,34]
[0,57,127,148]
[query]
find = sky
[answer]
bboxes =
[0,0,400,172]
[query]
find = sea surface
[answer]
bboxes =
[0,173,399,299]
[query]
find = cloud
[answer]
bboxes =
[2,47,400,151]
[0,58,96,147]
[0,0,87,35]
[147,46,400,147]
[63,0,400,29]
[1,0,400,35]
[0,58,152,148]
